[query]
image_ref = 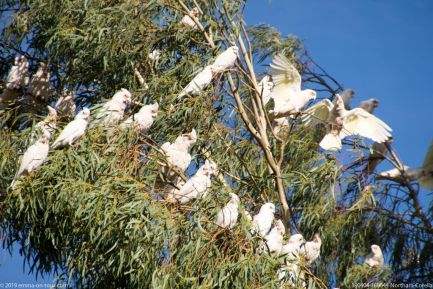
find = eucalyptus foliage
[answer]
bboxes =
[0,0,432,288]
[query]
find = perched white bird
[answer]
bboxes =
[177,66,214,99]
[358,98,379,114]
[28,62,51,101]
[170,160,218,204]
[376,141,433,189]
[261,219,285,254]
[35,106,58,135]
[282,233,306,260]
[250,202,276,237]
[303,94,392,151]
[180,7,201,29]
[52,108,90,149]
[301,233,321,264]
[338,88,355,110]
[161,129,197,173]
[278,234,307,287]
[215,193,240,229]
[12,131,51,188]
[55,90,76,119]
[267,53,316,120]
[364,244,384,267]
[120,102,158,134]
[6,55,29,90]
[365,138,393,174]
[165,178,186,203]
[257,75,274,105]
[211,46,239,74]
[94,88,131,126]
[148,49,162,62]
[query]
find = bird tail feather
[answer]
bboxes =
[320,133,341,151]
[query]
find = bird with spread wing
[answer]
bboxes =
[303,94,392,151]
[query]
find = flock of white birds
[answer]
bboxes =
[1,12,432,286]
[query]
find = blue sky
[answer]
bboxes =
[245,0,433,167]
[1,0,433,285]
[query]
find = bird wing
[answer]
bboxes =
[53,120,83,145]
[176,176,205,203]
[340,108,392,143]
[215,207,226,227]
[270,53,301,88]
[192,66,213,87]
[301,99,333,127]
[160,142,171,153]
[17,143,47,176]
[178,67,213,98]
[216,205,234,228]
[213,48,237,71]
[303,242,319,263]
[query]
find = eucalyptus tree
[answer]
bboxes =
[0,0,431,288]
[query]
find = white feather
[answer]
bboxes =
[304,94,392,151]
[178,66,214,99]
[301,233,321,264]
[94,89,131,125]
[302,99,334,128]
[52,108,90,149]
[211,46,239,74]
[120,102,158,134]
[250,203,275,237]
[12,131,51,188]
[268,53,316,119]
[180,7,201,29]
[319,132,342,151]
[340,108,392,143]
[170,160,217,204]
[261,219,285,254]
[161,129,197,173]
[257,75,274,105]
[281,234,305,260]
[215,193,240,229]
